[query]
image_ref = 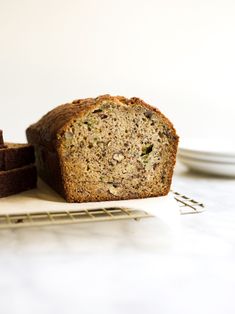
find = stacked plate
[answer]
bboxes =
[178,138,235,177]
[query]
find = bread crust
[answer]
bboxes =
[0,130,4,148]
[26,95,179,202]
[0,165,37,198]
[0,143,35,171]
[26,95,177,148]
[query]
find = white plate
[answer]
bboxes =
[178,149,235,163]
[179,138,235,158]
[178,154,235,177]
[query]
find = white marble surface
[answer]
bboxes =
[0,163,235,314]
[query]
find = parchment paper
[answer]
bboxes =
[0,179,180,226]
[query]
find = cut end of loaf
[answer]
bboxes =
[56,96,178,202]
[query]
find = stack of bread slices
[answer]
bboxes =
[0,130,37,198]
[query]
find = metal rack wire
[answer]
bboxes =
[0,191,205,229]
[172,191,205,215]
[0,207,152,229]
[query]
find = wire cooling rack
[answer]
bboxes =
[0,191,205,229]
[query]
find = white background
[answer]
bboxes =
[0,0,235,142]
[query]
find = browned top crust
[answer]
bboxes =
[26,95,178,150]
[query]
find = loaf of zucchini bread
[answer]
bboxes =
[26,95,179,202]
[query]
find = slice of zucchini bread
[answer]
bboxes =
[26,95,179,202]
[0,130,4,148]
[0,143,35,171]
[0,165,37,198]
